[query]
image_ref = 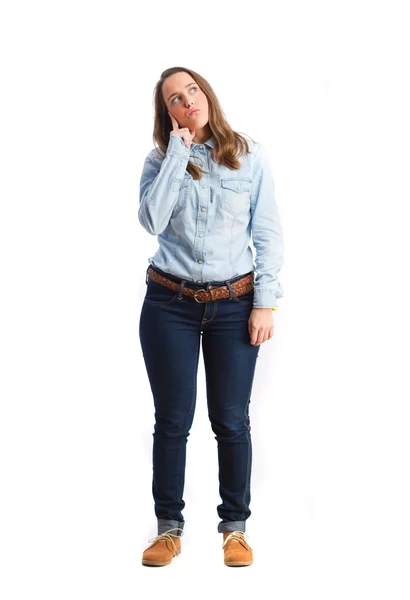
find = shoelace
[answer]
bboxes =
[222,530,253,550]
[146,527,184,554]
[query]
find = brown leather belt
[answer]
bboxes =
[147,266,254,303]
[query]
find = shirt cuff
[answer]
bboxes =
[166,133,191,159]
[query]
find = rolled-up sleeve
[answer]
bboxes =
[138,134,191,235]
[250,143,285,309]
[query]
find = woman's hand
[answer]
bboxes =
[168,112,196,148]
[248,309,274,345]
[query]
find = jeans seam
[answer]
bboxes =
[241,400,252,521]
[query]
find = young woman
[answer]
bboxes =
[138,66,284,567]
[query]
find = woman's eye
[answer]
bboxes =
[171,87,197,104]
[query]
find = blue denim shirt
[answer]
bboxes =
[138,133,284,308]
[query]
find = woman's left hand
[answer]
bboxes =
[248,308,274,345]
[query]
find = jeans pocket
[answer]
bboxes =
[144,279,179,305]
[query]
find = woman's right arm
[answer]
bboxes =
[138,134,191,235]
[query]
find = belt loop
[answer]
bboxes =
[145,265,151,285]
[177,279,186,300]
[225,280,234,299]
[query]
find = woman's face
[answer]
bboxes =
[162,71,209,132]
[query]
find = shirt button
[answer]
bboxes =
[198,259,203,264]
[201,207,206,212]
[200,145,203,149]
[197,280,201,283]
[201,185,207,189]
[199,233,203,237]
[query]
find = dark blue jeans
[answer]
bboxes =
[139,264,260,536]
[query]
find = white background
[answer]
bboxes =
[1,0,409,597]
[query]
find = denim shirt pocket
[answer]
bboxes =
[172,171,193,193]
[171,172,193,216]
[220,178,252,215]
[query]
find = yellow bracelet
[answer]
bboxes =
[272,308,278,311]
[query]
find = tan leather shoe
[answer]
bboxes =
[222,531,253,566]
[142,528,184,567]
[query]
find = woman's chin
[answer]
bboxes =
[190,111,205,120]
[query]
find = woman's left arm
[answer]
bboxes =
[248,142,284,345]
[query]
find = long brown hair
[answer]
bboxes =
[151,66,255,180]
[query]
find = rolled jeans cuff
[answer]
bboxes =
[217,520,246,533]
[157,519,185,536]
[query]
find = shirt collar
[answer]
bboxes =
[205,136,215,148]
[192,136,214,149]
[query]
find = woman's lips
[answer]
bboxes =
[189,109,200,115]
